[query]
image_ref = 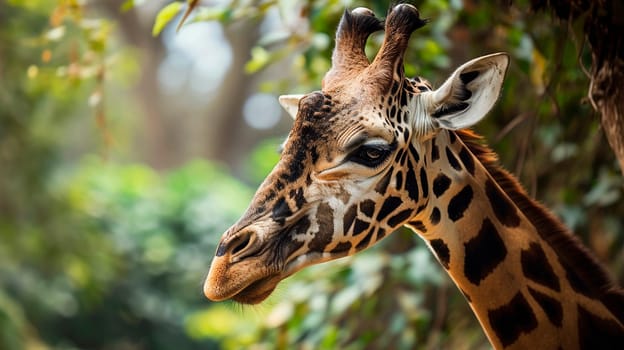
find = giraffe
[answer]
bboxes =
[203,4,624,349]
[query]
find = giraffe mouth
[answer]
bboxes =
[228,247,310,304]
[230,252,332,304]
[230,273,282,304]
[204,258,285,305]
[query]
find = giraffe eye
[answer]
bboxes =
[348,144,392,168]
[365,148,383,159]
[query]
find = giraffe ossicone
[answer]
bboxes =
[204,4,624,348]
[278,94,304,119]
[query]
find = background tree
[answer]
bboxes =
[532,0,624,174]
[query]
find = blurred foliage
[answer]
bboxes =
[56,158,251,349]
[1,0,623,349]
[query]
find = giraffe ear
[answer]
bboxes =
[426,53,509,130]
[278,94,305,120]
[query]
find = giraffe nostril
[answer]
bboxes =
[228,230,260,261]
[215,230,257,259]
[232,234,251,256]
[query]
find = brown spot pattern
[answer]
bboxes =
[464,218,507,285]
[309,202,334,251]
[430,238,450,269]
[488,292,538,347]
[521,242,561,291]
[485,178,520,227]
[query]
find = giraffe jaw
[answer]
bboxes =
[229,274,282,304]
[203,259,296,304]
[204,247,343,304]
[226,252,331,304]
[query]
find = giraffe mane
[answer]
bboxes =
[456,129,624,323]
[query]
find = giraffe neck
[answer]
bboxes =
[407,130,624,349]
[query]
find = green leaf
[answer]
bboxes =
[194,6,232,22]
[245,46,271,73]
[120,0,135,12]
[152,2,183,37]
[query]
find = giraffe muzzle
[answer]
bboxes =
[204,220,294,303]
[204,214,325,304]
[203,237,281,304]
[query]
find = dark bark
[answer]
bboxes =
[586,1,624,173]
[592,57,624,173]
[201,20,260,164]
[532,0,624,173]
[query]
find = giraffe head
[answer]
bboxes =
[204,4,509,304]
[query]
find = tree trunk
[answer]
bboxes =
[533,0,624,173]
[591,58,624,173]
[586,1,624,173]
[99,0,173,169]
